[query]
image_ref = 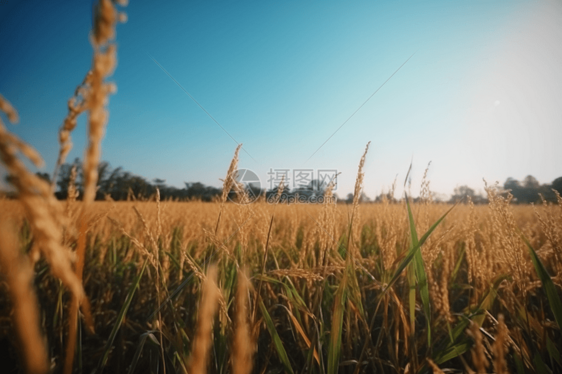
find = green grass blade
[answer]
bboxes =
[434,342,470,365]
[533,352,551,374]
[98,260,148,371]
[521,235,562,329]
[384,202,457,293]
[147,272,195,321]
[164,251,181,270]
[127,334,149,374]
[408,268,416,336]
[450,246,465,282]
[282,278,308,310]
[547,336,562,367]
[514,352,526,374]
[328,276,347,374]
[449,275,505,339]
[405,193,431,345]
[470,274,507,327]
[259,300,295,374]
[436,274,508,363]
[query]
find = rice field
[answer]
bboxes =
[1,1,561,373]
[1,183,561,373]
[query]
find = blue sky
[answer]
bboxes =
[1,0,561,199]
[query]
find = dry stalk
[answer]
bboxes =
[467,321,489,373]
[215,144,242,235]
[232,269,253,374]
[0,95,84,304]
[492,314,509,374]
[51,72,93,190]
[0,222,48,374]
[426,358,445,374]
[188,265,220,374]
[349,141,370,259]
[64,1,127,373]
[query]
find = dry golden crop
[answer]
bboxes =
[1,185,561,373]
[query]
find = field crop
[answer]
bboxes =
[1,186,561,373]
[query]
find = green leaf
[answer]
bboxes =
[147,271,195,321]
[98,260,148,371]
[408,268,416,336]
[533,352,552,374]
[256,275,308,312]
[127,333,149,374]
[450,246,465,282]
[547,336,562,366]
[405,193,431,345]
[521,235,562,329]
[164,251,181,270]
[327,276,347,374]
[434,342,471,364]
[283,278,308,310]
[514,352,526,374]
[259,300,294,374]
[384,202,457,293]
[470,274,508,327]
[433,275,506,363]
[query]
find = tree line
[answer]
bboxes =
[447,175,562,204]
[2,160,561,204]
[52,159,224,201]
[6,159,329,202]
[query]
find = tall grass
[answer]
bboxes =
[0,186,561,373]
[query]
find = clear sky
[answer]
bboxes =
[1,0,560,199]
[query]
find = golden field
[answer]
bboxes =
[1,193,561,373]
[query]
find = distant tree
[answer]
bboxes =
[523,175,540,189]
[450,185,474,203]
[265,184,289,202]
[4,174,16,187]
[127,175,154,199]
[153,178,166,189]
[309,179,327,194]
[432,192,449,203]
[184,182,221,201]
[374,190,398,204]
[449,185,486,204]
[501,175,562,204]
[55,159,82,199]
[246,184,263,202]
[4,172,51,187]
[292,179,325,201]
[552,177,562,195]
[504,177,521,195]
[51,158,562,206]
[455,185,475,198]
[35,172,51,184]
[100,166,123,198]
[503,175,541,204]
[520,175,540,203]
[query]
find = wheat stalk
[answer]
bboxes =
[188,265,220,374]
[0,222,48,374]
[492,314,509,374]
[64,1,127,373]
[232,269,253,374]
[0,95,84,302]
